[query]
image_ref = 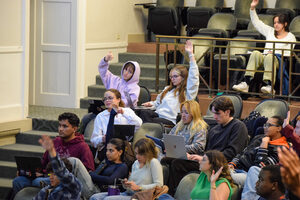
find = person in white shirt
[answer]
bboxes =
[91,89,142,149]
[232,0,296,94]
[140,40,199,125]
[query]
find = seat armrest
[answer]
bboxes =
[135,3,156,9]
[220,7,233,13]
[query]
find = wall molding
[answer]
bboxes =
[0,46,23,53]
[85,42,128,50]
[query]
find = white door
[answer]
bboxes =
[34,0,77,107]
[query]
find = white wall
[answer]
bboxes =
[0,0,29,122]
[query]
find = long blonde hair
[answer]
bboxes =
[160,65,188,104]
[175,100,208,138]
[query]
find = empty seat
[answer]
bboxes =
[138,85,151,106]
[197,13,237,38]
[213,37,256,88]
[237,14,274,39]
[186,0,224,36]
[233,0,264,30]
[147,0,184,41]
[290,16,300,40]
[266,0,300,22]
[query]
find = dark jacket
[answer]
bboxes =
[230,135,289,171]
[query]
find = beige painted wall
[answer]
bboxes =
[0,0,29,122]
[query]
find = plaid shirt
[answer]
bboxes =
[33,155,82,200]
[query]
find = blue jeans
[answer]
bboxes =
[90,192,133,200]
[241,166,261,200]
[230,169,247,187]
[13,176,50,193]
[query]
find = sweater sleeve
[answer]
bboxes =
[186,60,199,100]
[90,113,105,148]
[222,121,248,161]
[89,164,128,186]
[98,58,121,89]
[185,129,207,155]
[140,159,163,190]
[250,9,273,38]
[282,125,300,155]
[122,108,143,129]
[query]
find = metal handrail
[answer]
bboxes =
[155,35,300,103]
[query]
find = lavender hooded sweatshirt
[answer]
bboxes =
[98,58,141,108]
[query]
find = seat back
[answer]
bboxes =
[157,0,184,8]
[205,94,243,119]
[174,172,200,200]
[14,187,41,200]
[225,37,256,55]
[207,13,237,31]
[195,0,224,9]
[132,122,165,146]
[254,99,288,119]
[234,0,263,19]
[275,0,300,10]
[289,16,300,40]
[138,86,151,106]
[247,14,274,31]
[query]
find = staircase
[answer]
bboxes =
[0,46,169,199]
[80,52,167,109]
[0,106,88,200]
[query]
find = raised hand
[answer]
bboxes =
[210,167,224,184]
[105,52,114,62]
[278,147,300,197]
[251,0,259,10]
[185,40,193,55]
[283,111,290,128]
[39,135,56,157]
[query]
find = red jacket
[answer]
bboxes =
[282,124,300,156]
[42,133,95,171]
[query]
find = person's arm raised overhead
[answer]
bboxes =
[98,52,120,89]
[185,40,199,100]
[250,0,272,37]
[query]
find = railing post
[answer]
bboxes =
[156,37,160,93]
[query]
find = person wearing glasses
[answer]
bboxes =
[91,89,142,150]
[228,115,290,200]
[140,40,199,126]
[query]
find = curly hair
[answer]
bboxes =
[205,150,234,188]
[58,112,80,127]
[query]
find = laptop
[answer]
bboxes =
[163,134,187,159]
[15,156,43,178]
[113,124,135,141]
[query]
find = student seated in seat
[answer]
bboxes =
[34,135,82,200]
[91,89,142,161]
[140,40,199,126]
[12,112,94,199]
[89,138,129,191]
[232,0,296,95]
[90,138,163,200]
[80,51,141,135]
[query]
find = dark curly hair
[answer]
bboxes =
[205,150,234,188]
[58,112,80,127]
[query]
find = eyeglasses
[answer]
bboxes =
[169,75,180,79]
[263,123,280,128]
[103,96,114,101]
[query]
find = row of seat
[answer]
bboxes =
[137,0,300,40]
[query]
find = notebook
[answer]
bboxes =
[163,134,187,159]
[113,124,135,141]
[15,156,43,178]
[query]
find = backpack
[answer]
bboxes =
[243,111,261,138]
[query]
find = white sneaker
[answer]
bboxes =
[261,85,275,94]
[232,82,249,93]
